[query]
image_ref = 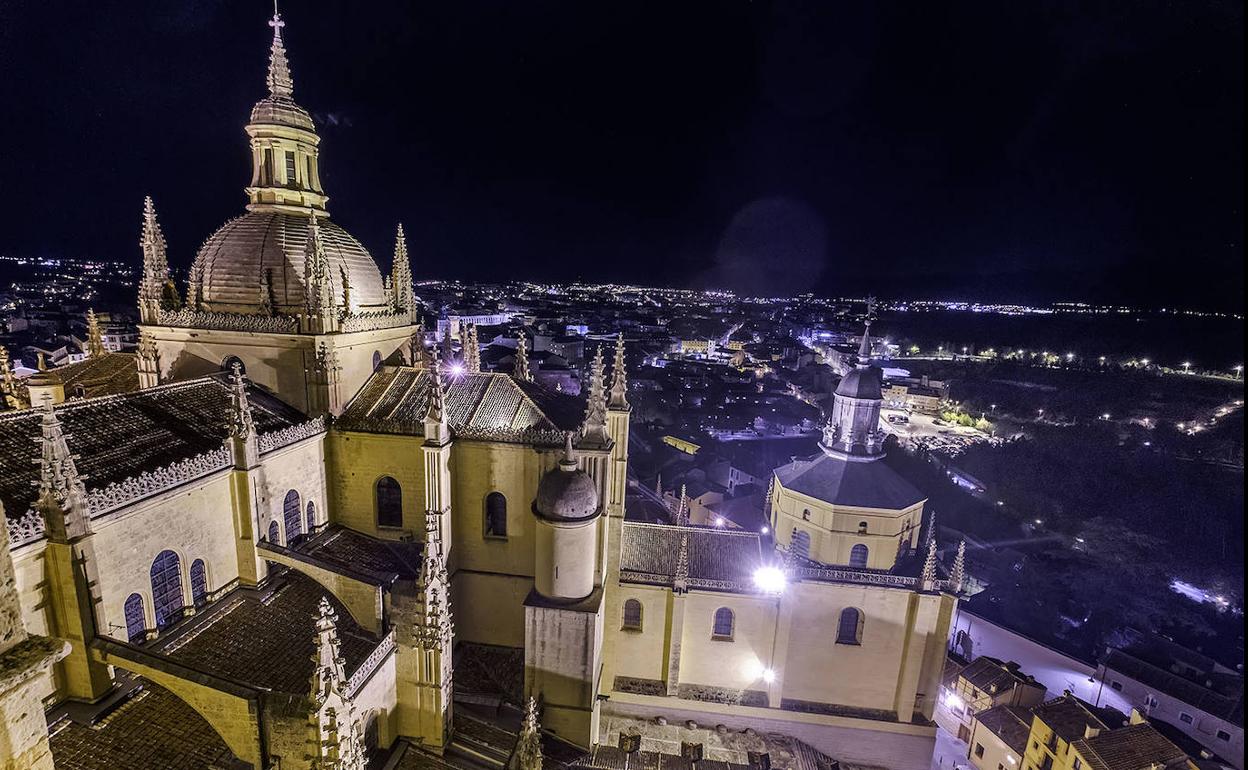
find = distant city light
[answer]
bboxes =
[753,566,786,594]
[760,526,769,535]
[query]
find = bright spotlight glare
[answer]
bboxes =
[753,566,786,594]
[761,668,776,683]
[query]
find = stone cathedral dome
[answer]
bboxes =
[190,212,388,315]
[534,436,601,521]
[185,10,388,317]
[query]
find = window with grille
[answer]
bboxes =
[485,492,507,538]
[124,593,146,643]
[268,520,281,544]
[190,559,208,608]
[285,151,297,186]
[283,490,303,543]
[150,550,184,629]
[622,599,643,630]
[306,500,317,533]
[836,607,863,645]
[377,476,403,528]
[849,543,869,568]
[712,607,734,639]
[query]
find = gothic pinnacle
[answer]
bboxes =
[608,332,629,409]
[266,8,295,99]
[513,331,533,382]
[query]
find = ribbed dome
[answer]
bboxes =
[835,366,883,400]
[190,211,387,315]
[535,461,600,522]
[249,96,315,132]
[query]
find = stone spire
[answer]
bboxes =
[303,212,338,334]
[513,332,533,382]
[654,472,662,498]
[417,508,453,648]
[137,333,160,389]
[608,332,629,409]
[924,509,938,550]
[516,697,543,770]
[227,363,259,469]
[0,345,16,402]
[33,397,91,542]
[857,298,875,361]
[919,542,938,592]
[673,530,690,592]
[307,596,367,770]
[423,349,448,441]
[266,8,294,99]
[580,346,609,446]
[391,224,415,319]
[85,309,105,358]
[138,196,173,324]
[675,484,689,527]
[950,540,966,593]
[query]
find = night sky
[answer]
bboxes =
[0,1,1242,310]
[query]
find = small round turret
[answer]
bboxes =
[532,434,602,601]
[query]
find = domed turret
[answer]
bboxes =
[822,305,886,459]
[532,434,602,601]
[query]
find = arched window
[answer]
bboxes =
[622,599,643,630]
[372,350,383,371]
[376,476,402,528]
[283,490,303,544]
[150,550,184,630]
[221,355,245,375]
[836,607,864,645]
[190,559,209,608]
[712,607,735,640]
[484,492,507,538]
[268,520,281,544]
[124,593,146,643]
[791,529,810,560]
[849,543,869,568]
[306,500,317,534]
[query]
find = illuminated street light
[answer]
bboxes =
[753,566,786,594]
[1182,361,1192,374]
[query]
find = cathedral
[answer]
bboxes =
[0,12,961,770]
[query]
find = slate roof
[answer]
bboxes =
[1102,648,1245,726]
[0,375,305,523]
[572,746,750,770]
[1070,723,1191,770]
[337,366,584,438]
[153,569,380,695]
[973,704,1033,754]
[298,525,424,581]
[774,452,925,510]
[48,678,244,770]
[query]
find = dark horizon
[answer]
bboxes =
[0,1,1243,312]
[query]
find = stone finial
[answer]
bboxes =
[310,596,346,702]
[608,332,629,409]
[920,542,938,592]
[266,9,294,99]
[513,331,533,382]
[950,539,966,593]
[32,396,91,542]
[303,212,337,332]
[580,346,609,446]
[137,333,160,389]
[36,351,46,371]
[409,324,428,368]
[924,509,938,550]
[857,296,875,361]
[424,349,447,426]
[417,508,452,648]
[0,345,15,398]
[85,308,106,358]
[654,472,662,498]
[673,530,690,592]
[392,223,415,318]
[516,697,543,770]
[227,363,255,440]
[463,325,481,373]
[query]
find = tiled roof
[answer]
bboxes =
[774,453,924,511]
[0,375,305,523]
[947,656,1040,694]
[48,678,243,770]
[337,366,584,438]
[153,570,380,695]
[1103,648,1244,726]
[619,523,766,586]
[22,353,139,399]
[572,746,749,770]
[973,704,1033,754]
[1030,694,1108,743]
[298,525,423,581]
[1071,723,1191,770]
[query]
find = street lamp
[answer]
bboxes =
[1182,361,1192,374]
